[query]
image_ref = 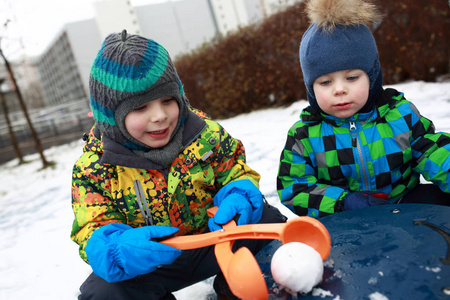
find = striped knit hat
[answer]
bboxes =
[89,30,188,149]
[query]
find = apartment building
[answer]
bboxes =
[31,0,296,107]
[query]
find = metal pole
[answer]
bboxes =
[0,78,25,164]
[206,0,222,38]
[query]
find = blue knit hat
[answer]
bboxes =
[89,30,189,149]
[299,0,383,113]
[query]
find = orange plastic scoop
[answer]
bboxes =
[160,207,331,299]
[214,219,269,300]
[161,213,331,260]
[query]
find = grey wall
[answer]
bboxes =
[65,19,103,96]
[136,0,216,59]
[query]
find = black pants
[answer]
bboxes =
[78,202,287,300]
[400,184,450,206]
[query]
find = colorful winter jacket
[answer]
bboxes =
[277,88,450,218]
[71,108,260,263]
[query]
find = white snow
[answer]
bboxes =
[312,287,335,298]
[369,291,389,300]
[271,242,323,294]
[425,266,441,273]
[0,81,449,299]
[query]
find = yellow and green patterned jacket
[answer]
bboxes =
[71,109,260,263]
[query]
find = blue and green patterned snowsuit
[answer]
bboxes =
[277,88,450,218]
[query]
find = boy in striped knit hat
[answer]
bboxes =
[277,0,450,218]
[71,30,286,299]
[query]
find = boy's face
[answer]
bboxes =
[124,97,179,148]
[313,69,370,119]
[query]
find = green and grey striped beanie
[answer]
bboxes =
[89,30,188,149]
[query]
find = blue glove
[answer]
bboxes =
[85,223,182,283]
[343,191,389,211]
[208,179,264,231]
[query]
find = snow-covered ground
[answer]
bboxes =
[0,81,449,299]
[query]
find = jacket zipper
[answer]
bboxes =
[349,121,369,190]
[133,180,154,226]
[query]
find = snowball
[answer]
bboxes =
[270,242,323,294]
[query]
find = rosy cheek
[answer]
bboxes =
[125,115,144,134]
[133,121,147,132]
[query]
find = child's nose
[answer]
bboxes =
[150,104,168,122]
[333,81,347,96]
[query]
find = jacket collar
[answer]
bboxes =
[300,88,402,127]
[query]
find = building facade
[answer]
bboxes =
[30,0,297,107]
[32,31,87,107]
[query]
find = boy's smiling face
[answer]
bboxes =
[313,69,370,119]
[124,97,179,148]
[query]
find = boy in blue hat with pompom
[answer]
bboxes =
[277,0,450,218]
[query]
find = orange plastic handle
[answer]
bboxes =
[161,214,331,260]
[213,215,269,300]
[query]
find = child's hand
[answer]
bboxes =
[208,194,253,231]
[343,191,389,211]
[209,179,264,231]
[85,223,182,283]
